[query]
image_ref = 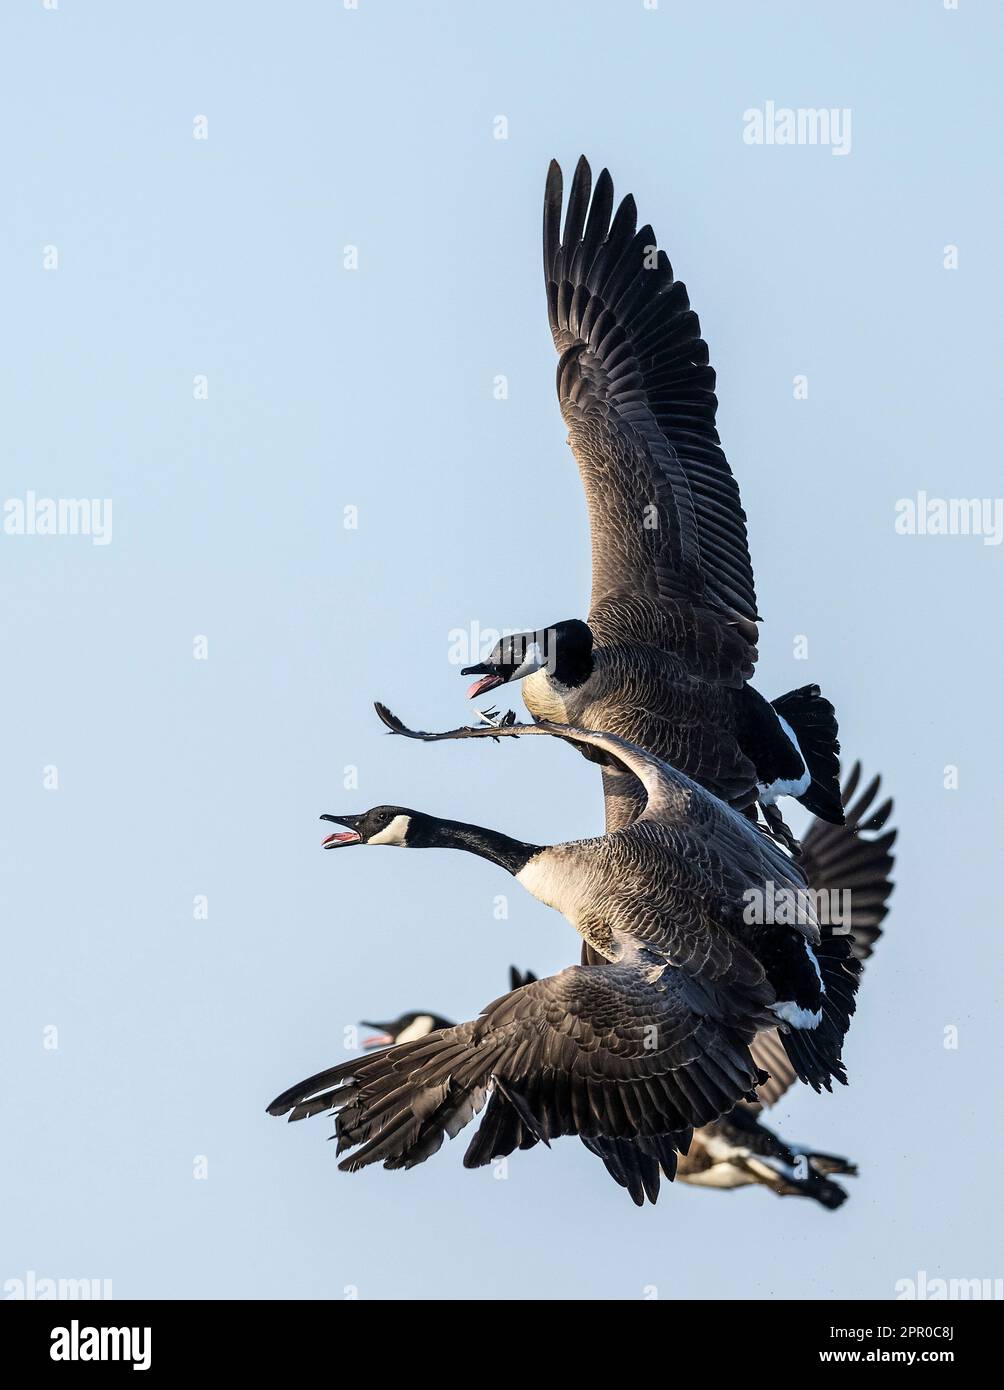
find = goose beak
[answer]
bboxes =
[320,813,363,848]
[361,1022,395,1049]
[461,662,506,699]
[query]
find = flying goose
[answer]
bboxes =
[349,766,894,1207]
[267,715,858,1171]
[457,157,842,840]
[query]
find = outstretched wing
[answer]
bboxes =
[750,764,897,1108]
[544,156,759,665]
[374,702,807,917]
[267,963,766,1173]
[375,700,696,817]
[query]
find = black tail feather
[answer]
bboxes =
[772,684,843,823]
[780,929,860,1093]
[781,1169,851,1210]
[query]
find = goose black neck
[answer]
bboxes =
[415,818,540,875]
[550,620,594,688]
[553,644,594,688]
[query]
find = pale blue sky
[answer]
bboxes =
[2,1,1002,1300]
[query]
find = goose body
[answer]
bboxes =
[373,708,852,1059]
[267,713,859,1174]
[460,158,845,837]
[280,761,893,1203]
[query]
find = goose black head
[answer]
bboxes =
[461,619,593,697]
[321,807,539,874]
[360,1011,453,1049]
[321,806,425,849]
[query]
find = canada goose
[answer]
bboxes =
[374,703,857,1082]
[355,766,892,1208]
[267,716,858,1171]
[458,158,842,839]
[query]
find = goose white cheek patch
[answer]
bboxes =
[395,1014,437,1043]
[513,643,548,679]
[366,814,412,846]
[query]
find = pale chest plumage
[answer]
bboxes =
[521,649,674,729]
[521,668,580,723]
[515,845,593,921]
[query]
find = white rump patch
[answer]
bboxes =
[770,999,823,1029]
[757,715,810,803]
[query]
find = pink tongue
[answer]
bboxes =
[322,830,360,847]
[466,674,503,699]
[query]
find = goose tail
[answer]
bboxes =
[775,1166,852,1210]
[779,929,860,1093]
[771,684,843,823]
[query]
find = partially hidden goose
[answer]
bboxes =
[355,968,534,1053]
[458,157,841,842]
[359,1012,452,1049]
[266,714,859,1172]
[347,765,894,1207]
